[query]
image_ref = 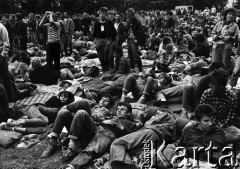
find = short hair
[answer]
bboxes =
[116,12,123,18]
[166,44,173,51]
[162,36,172,46]
[210,68,228,86]
[195,104,215,121]
[223,8,237,21]
[101,93,114,108]
[195,33,206,43]
[59,91,70,98]
[99,7,108,13]
[127,8,135,14]
[117,102,132,114]
[159,72,172,84]
[15,13,23,20]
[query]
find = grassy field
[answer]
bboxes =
[0,77,106,169]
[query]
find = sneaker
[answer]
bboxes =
[61,148,77,163]
[7,118,25,127]
[120,94,127,102]
[40,139,58,158]
[137,97,146,104]
[61,137,70,150]
[153,100,168,108]
[0,122,7,130]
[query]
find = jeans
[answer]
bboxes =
[38,105,60,124]
[51,99,95,142]
[0,83,9,123]
[230,56,240,87]
[110,129,161,169]
[182,83,200,111]
[62,33,73,56]
[47,42,60,70]
[127,40,142,72]
[70,126,116,169]
[212,44,232,72]
[155,84,188,101]
[122,75,157,99]
[0,55,14,102]
[109,41,120,70]
[96,39,110,72]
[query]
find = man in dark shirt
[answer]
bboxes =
[62,102,141,169]
[93,7,116,73]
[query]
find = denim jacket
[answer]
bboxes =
[211,21,239,49]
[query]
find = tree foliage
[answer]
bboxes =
[0,0,229,14]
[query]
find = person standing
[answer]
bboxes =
[109,12,127,70]
[0,17,13,103]
[93,7,116,73]
[126,8,146,75]
[15,13,28,52]
[39,11,61,70]
[211,8,239,73]
[62,12,75,56]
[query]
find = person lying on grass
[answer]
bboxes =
[0,90,74,134]
[40,93,115,158]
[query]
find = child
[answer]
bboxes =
[0,91,74,134]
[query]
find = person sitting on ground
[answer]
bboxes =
[154,60,208,107]
[64,102,142,169]
[0,90,75,134]
[109,107,175,169]
[159,104,225,168]
[29,57,83,85]
[40,93,115,158]
[120,71,172,104]
[181,62,225,118]
[200,68,240,145]
[88,51,131,96]
[154,44,176,72]
[192,33,210,59]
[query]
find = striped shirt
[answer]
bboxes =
[45,22,61,43]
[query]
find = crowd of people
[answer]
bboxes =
[1,4,240,169]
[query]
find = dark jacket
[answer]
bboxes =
[29,65,61,85]
[178,122,225,161]
[15,20,28,40]
[93,20,116,41]
[127,17,146,46]
[144,109,176,143]
[192,42,210,58]
[116,22,127,45]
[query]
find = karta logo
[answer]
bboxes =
[157,141,239,168]
[141,140,154,169]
